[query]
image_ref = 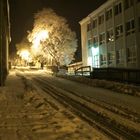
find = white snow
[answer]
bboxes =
[0,70,109,140]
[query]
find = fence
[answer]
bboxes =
[75,66,91,76]
[90,68,140,84]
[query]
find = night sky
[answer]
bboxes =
[9,0,107,61]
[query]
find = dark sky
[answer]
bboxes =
[9,0,107,61]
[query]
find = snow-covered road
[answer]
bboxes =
[0,70,112,140]
[32,73,140,114]
[22,70,140,140]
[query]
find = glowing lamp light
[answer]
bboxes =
[37,30,49,41]
[20,50,30,60]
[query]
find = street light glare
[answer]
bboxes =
[20,50,30,60]
[37,30,49,41]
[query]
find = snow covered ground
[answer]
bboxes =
[0,70,109,140]
[18,69,140,139]
[58,74,140,97]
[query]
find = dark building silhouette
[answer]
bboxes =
[0,0,11,86]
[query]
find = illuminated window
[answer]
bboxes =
[98,14,104,25]
[88,38,92,47]
[93,36,98,47]
[125,0,134,9]
[91,46,99,67]
[126,19,135,35]
[106,9,112,21]
[127,47,136,63]
[93,55,99,67]
[115,24,123,38]
[100,54,107,65]
[99,33,105,45]
[114,2,122,15]
[116,49,123,64]
[88,56,93,66]
[107,29,114,42]
[108,52,115,64]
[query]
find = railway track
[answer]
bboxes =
[30,77,140,140]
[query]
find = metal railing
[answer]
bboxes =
[90,67,140,84]
[75,66,91,76]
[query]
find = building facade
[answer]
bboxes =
[0,0,11,86]
[79,0,140,69]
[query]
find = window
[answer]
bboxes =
[107,29,114,42]
[116,49,123,64]
[125,0,134,9]
[99,33,105,45]
[93,36,98,47]
[127,47,136,63]
[98,14,104,25]
[87,23,91,31]
[115,2,122,15]
[126,19,135,35]
[115,24,123,38]
[88,38,92,47]
[92,19,97,29]
[100,54,107,65]
[106,9,112,21]
[108,52,115,64]
[93,55,99,68]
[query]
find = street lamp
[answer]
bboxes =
[17,49,30,67]
[20,50,30,60]
[32,30,49,50]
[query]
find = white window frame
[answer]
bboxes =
[100,54,107,65]
[98,14,104,25]
[107,28,114,42]
[116,49,124,64]
[126,19,135,35]
[127,47,136,63]
[108,52,115,64]
[106,8,112,21]
[114,2,122,15]
[93,36,98,47]
[92,18,97,29]
[88,38,92,47]
[115,24,123,38]
[99,32,105,45]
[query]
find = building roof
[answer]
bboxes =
[79,0,115,25]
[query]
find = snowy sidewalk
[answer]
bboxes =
[0,71,108,140]
[0,71,37,140]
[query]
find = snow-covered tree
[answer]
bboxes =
[28,8,78,66]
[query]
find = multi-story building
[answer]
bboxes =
[79,0,140,69]
[0,0,11,86]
